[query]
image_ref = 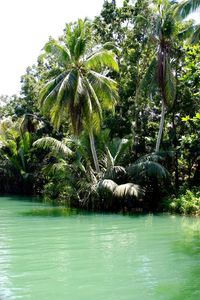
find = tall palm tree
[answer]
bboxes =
[39,19,119,172]
[141,0,177,152]
[141,0,200,153]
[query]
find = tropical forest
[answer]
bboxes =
[0,1,200,299]
[1,0,199,214]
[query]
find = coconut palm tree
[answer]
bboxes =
[141,0,177,152]
[141,0,200,153]
[39,19,119,172]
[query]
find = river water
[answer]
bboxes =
[0,196,199,300]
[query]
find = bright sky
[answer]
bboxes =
[0,0,199,97]
[0,0,123,96]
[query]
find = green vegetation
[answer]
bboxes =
[164,187,200,215]
[0,0,200,214]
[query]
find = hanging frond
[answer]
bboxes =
[85,78,103,122]
[140,57,158,95]
[88,71,118,110]
[42,159,69,176]
[97,179,118,197]
[164,58,176,107]
[33,137,72,156]
[39,73,65,109]
[86,50,119,72]
[127,161,169,181]
[113,183,142,199]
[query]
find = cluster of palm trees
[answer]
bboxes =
[0,0,199,208]
[39,0,200,169]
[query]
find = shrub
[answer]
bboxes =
[164,187,200,215]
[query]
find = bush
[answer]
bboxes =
[164,187,200,215]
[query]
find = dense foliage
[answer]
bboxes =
[0,0,200,214]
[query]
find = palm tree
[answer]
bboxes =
[141,0,200,152]
[141,0,177,152]
[39,19,119,172]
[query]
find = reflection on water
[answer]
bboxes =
[21,207,79,217]
[169,218,200,300]
[0,196,199,300]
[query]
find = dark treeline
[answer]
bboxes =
[0,0,200,214]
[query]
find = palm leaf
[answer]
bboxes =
[191,24,200,43]
[103,165,127,184]
[176,0,200,19]
[140,57,158,95]
[44,39,71,65]
[164,58,176,107]
[102,42,121,56]
[33,137,72,156]
[97,179,118,197]
[88,71,118,110]
[113,138,131,165]
[127,161,169,181]
[113,183,142,198]
[86,50,119,72]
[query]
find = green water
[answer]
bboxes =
[0,196,199,300]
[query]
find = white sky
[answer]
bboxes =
[0,0,123,96]
[0,0,199,97]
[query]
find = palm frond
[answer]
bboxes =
[74,36,87,60]
[191,24,200,43]
[164,58,176,107]
[140,57,157,95]
[39,73,65,110]
[114,138,131,165]
[86,50,119,72]
[105,147,115,168]
[42,159,69,176]
[44,39,71,65]
[177,24,196,40]
[176,0,200,19]
[102,42,121,56]
[103,165,127,184]
[33,137,72,156]
[113,183,142,199]
[85,78,103,122]
[88,71,118,110]
[127,161,169,181]
[97,179,118,196]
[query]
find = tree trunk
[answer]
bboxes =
[89,130,100,173]
[155,101,165,152]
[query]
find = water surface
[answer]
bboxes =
[0,196,199,300]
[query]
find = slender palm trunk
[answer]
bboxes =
[89,130,100,173]
[155,101,165,152]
